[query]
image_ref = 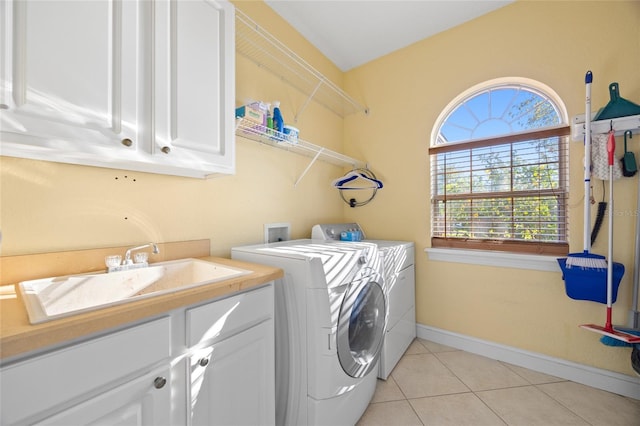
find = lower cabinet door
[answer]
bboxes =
[189,320,275,426]
[35,366,171,426]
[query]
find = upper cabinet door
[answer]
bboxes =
[153,0,235,175]
[0,0,139,152]
[0,0,236,179]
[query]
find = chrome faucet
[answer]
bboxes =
[123,242,160,265]
[107,242,160,273]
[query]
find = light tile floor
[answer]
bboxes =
[357,339,640,426]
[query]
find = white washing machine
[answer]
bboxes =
[312,224,416,380]
[231,240,386,426]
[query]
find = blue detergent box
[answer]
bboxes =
[235,104,264,124]
[340,231,362,241]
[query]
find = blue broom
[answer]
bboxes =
[561,72,608,271]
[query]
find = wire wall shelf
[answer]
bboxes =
[236,118,366,185]
[236,9,368,120]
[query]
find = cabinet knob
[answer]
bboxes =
[153,376,167,389]
[161,146,171,154]
[121,138,133,147]
[198,357,209,367]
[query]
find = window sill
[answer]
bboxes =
[424,248,561,272]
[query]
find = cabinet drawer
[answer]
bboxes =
[186,284,273,347]
[0,317,171,425]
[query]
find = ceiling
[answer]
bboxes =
[264,0,514,71]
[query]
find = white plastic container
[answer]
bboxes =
[283,125,299,143]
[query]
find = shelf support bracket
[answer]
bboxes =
[294,80,324,123]
[294,148,325,187]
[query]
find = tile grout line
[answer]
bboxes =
[362,339,639,426]
[430,347,512,425]
[532,383,596,426]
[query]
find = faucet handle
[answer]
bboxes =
[105,255,122,268]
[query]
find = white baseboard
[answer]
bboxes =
[416,323,640,400]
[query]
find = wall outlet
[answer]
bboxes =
[264,223,291,243]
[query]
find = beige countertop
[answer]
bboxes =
[0,243,282,361]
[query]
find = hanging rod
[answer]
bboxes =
[571,113,640,141]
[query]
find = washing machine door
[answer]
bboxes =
[336,276,386,378]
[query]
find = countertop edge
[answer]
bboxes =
[0,256,283,361]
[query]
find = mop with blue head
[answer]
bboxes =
[600,327,640,377]
[584,131,640,372]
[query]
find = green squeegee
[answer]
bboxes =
[594,82,640,121]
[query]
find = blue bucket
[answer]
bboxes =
[557,258,625,304]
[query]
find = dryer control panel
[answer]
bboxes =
[312,223,365,241]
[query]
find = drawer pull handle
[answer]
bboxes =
[154,376,167,389]
[199,357,209,367]
[121,138,133,147]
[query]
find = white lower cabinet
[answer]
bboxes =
[0,283,274,426]
[190,321,275,426]
[36,365,171,426]
[187,284,275,425]
[0,317,172,425]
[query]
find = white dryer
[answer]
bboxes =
[231,240,386,426]
[312,224,416,380]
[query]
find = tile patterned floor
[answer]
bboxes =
[357,339,640,426]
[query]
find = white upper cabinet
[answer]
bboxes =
[153,0,235,174]
[0,0,139,150]
[0,0,235,179]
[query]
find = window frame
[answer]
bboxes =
[429,79,570,256]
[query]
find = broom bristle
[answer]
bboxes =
[565,252,608,270]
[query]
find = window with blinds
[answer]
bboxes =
[430,81,570,255]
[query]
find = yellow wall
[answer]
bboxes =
[344,0,640,376]
[1,0,639,378]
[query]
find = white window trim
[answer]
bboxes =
[424,247,561,272]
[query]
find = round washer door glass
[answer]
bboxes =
[336,278,386,378]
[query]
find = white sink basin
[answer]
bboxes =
[19,258,252,324]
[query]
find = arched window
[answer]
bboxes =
[429,78,570,255]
